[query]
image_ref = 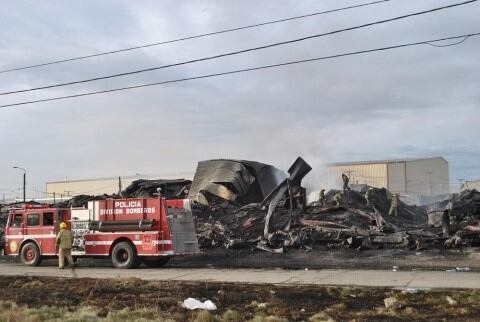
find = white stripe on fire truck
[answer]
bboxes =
[137,251,174,255]
[153,240,172,245]
[85,241,111,246]
[81,251,175,256]
[6,234,55,239]
[84,240,172,246]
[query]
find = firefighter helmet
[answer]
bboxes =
[59,222,67,229]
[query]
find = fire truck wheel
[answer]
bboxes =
[142,256,170,268]
[20,242,42,266]
[111,242,138,269]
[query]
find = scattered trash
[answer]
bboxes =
[446,267,471,272]
[392,266,399,272]
[401,288,418,294]
[446,296,457,306]
[182,298,217,311]
[384,297,401,309]
[455,267,471,272]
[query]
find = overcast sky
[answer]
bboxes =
[1,0,479,199]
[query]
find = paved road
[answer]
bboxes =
[1,262,480,289]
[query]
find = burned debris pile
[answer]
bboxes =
[55,179,192,209]
[122,179,191,199]
[194,158,442,253]
[434,189,480,248]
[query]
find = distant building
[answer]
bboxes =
[327,157,449,196]
[45,173,193,198]
[461,180,480,192]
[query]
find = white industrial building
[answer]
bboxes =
[327,157,449,196]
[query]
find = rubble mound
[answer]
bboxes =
[122,179,191,199]
[196,173,432,253]
[436,189,480,248]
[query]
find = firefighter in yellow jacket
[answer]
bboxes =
[388,194,399,216]
[56,222,74,269]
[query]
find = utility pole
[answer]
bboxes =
[13,166,26,202]
[457,178,465,191]
[118,176,122,194]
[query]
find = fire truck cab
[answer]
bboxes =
[4,197,199,268]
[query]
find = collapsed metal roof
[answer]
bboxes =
[188,159,286,206]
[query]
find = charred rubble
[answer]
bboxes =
[194,158,446,253]
[56,178,192,208]
[428,189,480,248]
[122,179,191,199]
[188,159,285,208]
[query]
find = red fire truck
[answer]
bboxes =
[3,197,199,268]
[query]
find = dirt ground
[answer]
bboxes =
[1,275,480,321]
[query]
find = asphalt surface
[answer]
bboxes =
[1,262,479,289]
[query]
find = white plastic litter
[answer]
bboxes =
[182,298,217,311]
[446,267,471,273]
[402,288,418,294]
[456,267,471,272]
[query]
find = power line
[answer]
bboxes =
[426,35,471,47]
[0,0,392,74]
[1,32,478,109]
[0,0,476,96]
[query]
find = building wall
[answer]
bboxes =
[387,162,406,194]
[328,163,388,188]
[405,158,449,195]
[46,177,136,197]
[461,180,480,191]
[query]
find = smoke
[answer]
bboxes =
[237,122,344,197]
